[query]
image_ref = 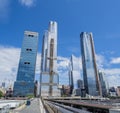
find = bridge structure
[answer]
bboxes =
[2,97,119,113]
[41,97,120,113]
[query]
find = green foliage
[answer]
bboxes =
[107,96,120,99]
[26,94,34,99]
[61,94,67,97]
[0,91,4,98]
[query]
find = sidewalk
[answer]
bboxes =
[39,98,46,113]
[10,101,26,113]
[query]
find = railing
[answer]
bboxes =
[0,105,10,113]
[44,100,91,113]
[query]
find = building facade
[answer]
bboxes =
[40,21,59,96]
[80,32,102,96]
[68,56,74,95]
[98,71,108,97]
[68,55,81,96]
[13,31,38,96]
[69,55,81,89]
[77,79,83,89]
[109,87,117,96]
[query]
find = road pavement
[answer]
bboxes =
[13,98,41,113]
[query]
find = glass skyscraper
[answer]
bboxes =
[13,31,39,96]
[40,21,60,96]
[80,32,102,96]
[98,70,108,97]
[69,55,81,89]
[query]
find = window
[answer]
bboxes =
[24,62,30,64]
[28,34,34,37]
[26,48,32,51]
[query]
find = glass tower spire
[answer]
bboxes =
[80,32,102,96]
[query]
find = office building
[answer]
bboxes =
[69,55,81,89]
[68,55,81,96]
[13,31,38,96]
[40,21,59,96]
[109,87,117,96]
[80,32,102,96]
[41,31,48,72]
[98,70,108,97]
[68,57,74,95]
[77,79,83,89]
[73,79,84,96]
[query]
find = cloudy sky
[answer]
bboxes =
[0,0,120,88]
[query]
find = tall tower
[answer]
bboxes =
[68,56,74,95]
[40,21,59,97]
[69,55,81,89]
[13,31,38,97]
[41,31,48,72]
[98,70,108,97]
[80,32,102,96]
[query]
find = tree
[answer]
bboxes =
[0,90,4,98]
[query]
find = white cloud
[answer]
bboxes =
[0,0,10,20]
[57,55,82,87]
[103,68,120,87]
[96,54,108,69]
[59,71,69,85]
[57,56,69,70]
[57,56,70,85]
[110,57,120,64]
[71,55,82,70]
[0,45,20,87]
[95,54,120,87]
[0,45,41,88]
[104,68,120,75]
[0,46,119,89]
[57,54,120,88]
[19,0,36,7]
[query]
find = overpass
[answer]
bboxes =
[42,97,120,113]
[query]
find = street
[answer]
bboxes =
[13,98,41,113]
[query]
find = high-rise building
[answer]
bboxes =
[40,21,59,96]
[77,79,83,89]
[69,55,81,89]
[13,31,38,96]
[68,58,74,95]
[2,82,5,88]
[98,70,108,97]
[75,79,84,96]
[80,32,102,96]
[68,55,81,96]
[109,87,117,96]
[41,31,48,72]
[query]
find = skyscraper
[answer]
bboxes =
[68,55,81,96]
[77,79,83,89]
[41,31,48,72]
[13,31,39,96]
[69,55,81,89]
[40,21,59,96]
[68,57,74,95]
[98,70,108,97]
[80,32,102,96]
